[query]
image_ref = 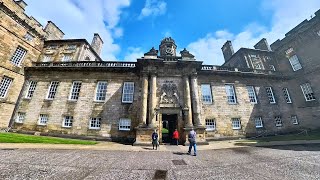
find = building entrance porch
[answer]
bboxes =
[161,114,177,144]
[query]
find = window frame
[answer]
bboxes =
[225,84,237,104]
[282,88,292,104]
[122,82,134,103]
[300,83,316,101]
[231,118,241,130]
[119,118,131,131]
[95,81,107,102]
[46,81,59,100]
[265,87,276,104]
[291,115,299,125]
[275,116,282,127]
[62,54,72,62]
[62,116,73,128]
[25,81,37,99]
[0,76,13,98]
[38,114,48,126]
[15,112,26,123]
[89,117,101,130]
[246,86,257,104]
[205,119,216,131]
[288,55,302,71]
[269,65,276,71]
[254,117,263,128]
[69,81,82,101]
[10,46,27,66]
[201,84,213,104]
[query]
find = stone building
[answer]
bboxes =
[1,1,320,145]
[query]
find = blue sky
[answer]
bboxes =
[25,0,320,65]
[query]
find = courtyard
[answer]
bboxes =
[0,144,319,180]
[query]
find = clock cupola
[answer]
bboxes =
[159,37,177,57]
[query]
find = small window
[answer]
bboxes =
[66,45,77,50]
[291,115,299,125]
[201,84,213,104]
[289,55,302,71]
[69,81,82,100]
[122,82,134,103]
[46,81,59,100]
[269,65,276,71]
[85,56,90,61]
[38,114,48,125]
[62,54,72,62]
[119,118,131,131]
[266,87,276,104]
[62,116,73,128]
[10,46,27,66]
[255,117,263,128]
[47,45,58,50]
[300,83,316,101]
[26,81,37,99]
[0,76,13,98]
[275,116,282,127]
[89,117,101,129]
[95,81,107,101]
[16,112,26,123]
[205,119,216,131]
[282,88,292,103]
[24,33,34,41]
[246,86,257,104]
[43,55,52,62]
[232,118,241,130]
[225,84,237,104]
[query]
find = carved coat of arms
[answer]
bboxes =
[160,82,179,104]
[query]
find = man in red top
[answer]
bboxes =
[172,129,179,145]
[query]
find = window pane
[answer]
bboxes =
[232,118,241,129]
[289,55,302,71]
[47,81,59,99]
[225,85,237,104]
[266,87,276,103]
[69,81,82,100]
[10,46,27,66]
[95,81,107,101]
[122,82,134,103]
[201,84,212,104]
[247,86,257,103]
[119,118,131,131]
[26,81,37,98]
[205,119,216,131]
[282,88,292,103]
[300,83,316,101]
[0,77,13,98]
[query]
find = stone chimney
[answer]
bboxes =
[254,38,271,51]
[221,40,234,61]
[91,33,104,55]
[14,0,27,10]
[44,21,64,40]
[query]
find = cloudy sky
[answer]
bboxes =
[25,0,320,65]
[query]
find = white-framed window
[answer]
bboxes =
[24,32,34,41]
[15,112,25,123]
[38,114,48,125]
[225,84,237,104]
[254,117,263,128]
[46,81,59,100]
[282,88,292,103]
[119,118,131,131]
[205,119,216,131]
[275,116,282,127]
[89,117,101,129]
[122,82,134,103]
[0,76,13,98]
[246,86,257,104]
[201,84,213,104]
[266,87,276,104]
[66,45,77,50]
[25,81,37,99]
[62,116,73,128]
[269,65,276,71]
[291,115,299,125]
[95,81,107,101]
[232,118,241,130]
[289,55,302,71]
[43,55,52,62]
[62,54,72,62]
[10,46,27,66]
[69,81,82,100]
[300,83,316,101]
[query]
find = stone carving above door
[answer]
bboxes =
[159,81,179,104]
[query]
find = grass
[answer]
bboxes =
[0,132,98,145]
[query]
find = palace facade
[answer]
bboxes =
[1,0,320,145]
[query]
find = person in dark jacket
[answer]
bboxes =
[152,129,159,150]
[187,128,197,156]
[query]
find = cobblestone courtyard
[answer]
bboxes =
[0,144,320,180]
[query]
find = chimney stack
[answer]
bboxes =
[221,40,234,61]
[254,38,271,51]
[14,0,27,10]
[91,33,104,55]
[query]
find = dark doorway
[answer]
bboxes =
[162,114,177,144]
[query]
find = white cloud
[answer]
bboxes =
[25,0,130,61]
[187,0,320,65]
[123,47,145,61]
[138,0,167,20]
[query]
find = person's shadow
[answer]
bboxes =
[172,152,188,155]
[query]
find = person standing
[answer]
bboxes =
[172,129,179,145]
[187,128,197,156]
[152,129,159,150]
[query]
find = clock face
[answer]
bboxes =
[165,47,173,55]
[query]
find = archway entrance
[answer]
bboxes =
[161,114,177,144]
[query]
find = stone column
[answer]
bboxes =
[148,74,157,128]
[183,75,193,127]
[139,74,148,127]
[191,74,202,126]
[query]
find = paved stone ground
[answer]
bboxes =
[0,144,320,180]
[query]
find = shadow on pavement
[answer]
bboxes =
[261,144,320,151]
[172,152,188,155]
